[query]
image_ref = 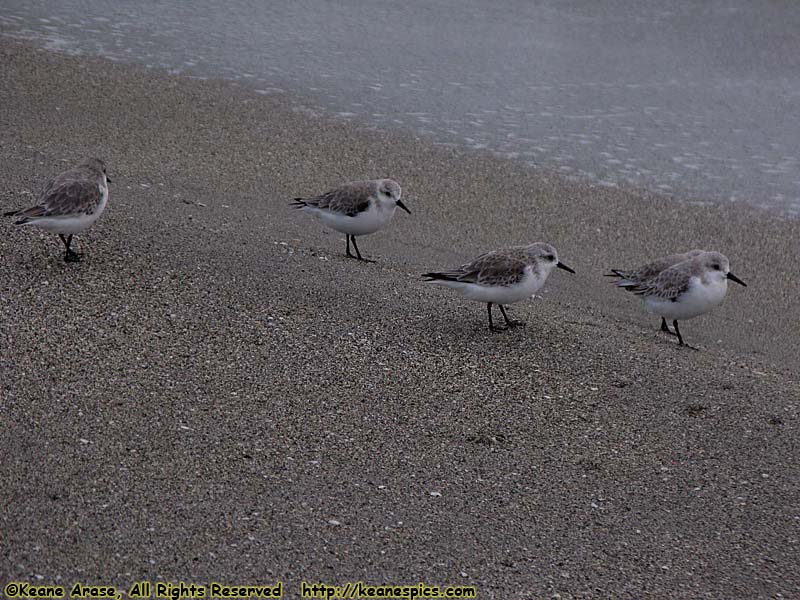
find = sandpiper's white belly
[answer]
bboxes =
[440,266,543,304]
[24,183,108,235]
[26,212,97,235]
[312,205,391,236]
[645,277,728,321]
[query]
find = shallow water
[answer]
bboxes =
[3,0,800,216]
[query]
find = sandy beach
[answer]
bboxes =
[1,40,798,598]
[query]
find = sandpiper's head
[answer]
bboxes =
[698,251,746,286]
[82,158,110,182]
[525,242,575,274]
[377,179,410,214]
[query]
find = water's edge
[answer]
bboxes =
[2,0,799,218]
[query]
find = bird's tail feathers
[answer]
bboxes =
[422,272,458,283]
[606,269,642,290]
[4,208,33,224]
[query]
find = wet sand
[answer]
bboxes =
[1,40,798,598]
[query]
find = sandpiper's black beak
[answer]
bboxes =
[727,272,746,286]
[396,200,411,214]
[557,261,575,274]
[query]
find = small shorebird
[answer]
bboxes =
[423,242,575,332]
[611,250,746,347]
[607,249,703,334]
[290,178,410,262]
[4,158,111,262]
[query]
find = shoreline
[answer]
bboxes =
[4,42,797,372]
[1,39,798,598]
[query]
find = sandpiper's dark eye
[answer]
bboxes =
[713,264,720,270]
[545,255,555,261]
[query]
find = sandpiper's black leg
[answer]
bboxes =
[661,317,677,336]
[351,235,363,260]
[487,303,505,332]
[673,320,684,346]
[349,236,375,263]
[59,234,81,262]
[671,321,698,349]
[346,235,354,259]
[499,304,525,328]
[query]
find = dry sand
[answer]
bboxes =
[1,40,798,598]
